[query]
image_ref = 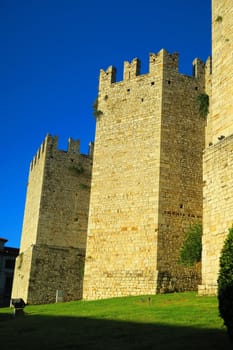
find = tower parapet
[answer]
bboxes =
[30,134,93,172]
[151,49,179,73]
[99,66,116,89]
[30,134,58,171]
[68,138,80,154]
[193,58,205,78]
[99,49,208,94]
[88,142,94,159]
[123,58,141,80]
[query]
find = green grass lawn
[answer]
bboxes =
[0,292,231,349]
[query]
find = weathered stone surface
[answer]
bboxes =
[11,135,92,304]
[12,0,233,303]
[83,50,206,300]
[199,0,233,296]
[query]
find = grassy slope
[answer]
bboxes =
[0,292,231,349]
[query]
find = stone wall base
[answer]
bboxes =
[198,284,217,296]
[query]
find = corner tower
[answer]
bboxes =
[83,50,207,300]
[11,135,93,304]
[199,0,233,295]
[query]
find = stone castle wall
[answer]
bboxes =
[83,50,207,300]
[12,0,233,303]
[11,247,33,303]
[199,0,233,295]
[27,245,85,304]
[83,52,164,299]
[12,135,93,304]
[157,57,207,292]
[200,136,233,295]
[32,136,92,249]
[208,0,233,145]
[19,137,48,253]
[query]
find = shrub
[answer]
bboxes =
[179,222,202,266]
[197,93,209,118]
[218,226,233,341]
[93,98,103,120]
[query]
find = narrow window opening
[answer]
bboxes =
[127,88,130,92]
[151,81,155,86]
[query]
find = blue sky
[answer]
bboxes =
[0,0,211,248]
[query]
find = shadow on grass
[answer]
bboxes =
[0,312,231,350]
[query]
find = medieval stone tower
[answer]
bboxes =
[199,0,233,295]
[83,50,208,300]
[11,135,93,303]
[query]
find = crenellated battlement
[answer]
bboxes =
[30,134,93,172]
[123,58,141,80]
[149,49,179,74]
[192,58,205,78]
[99,49,208,91]
[30,135,51,171]
[99,66,116,89]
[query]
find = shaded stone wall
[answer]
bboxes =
[11,246,33,303]
[19,137,48,253]
[27,245,85,304]
[12,135,92,304]
[34,136,92,249]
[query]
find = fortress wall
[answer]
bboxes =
[12,135,92,303]
[200,136,233,295]
[19,134,92,250]
[83,50,206,300]
[12,1,233,303]
[12,137,50,303]
[200,0,233,295]
[210,0,233,143]
[19,137,48,253]
[157,58,206,292]
[11,246,33,303]
[204,57,212,147]
[12,245,85,304]
[35,136,92,249]
[83,51,166,300]
[27,245,85,304]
